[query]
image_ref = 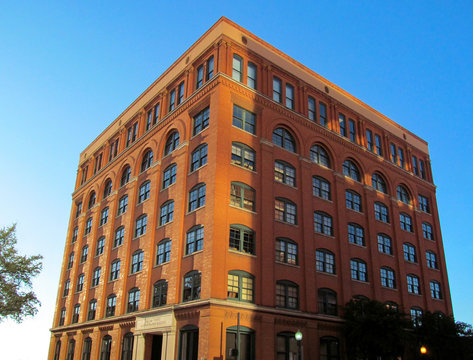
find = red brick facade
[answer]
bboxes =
[49,17,451,360]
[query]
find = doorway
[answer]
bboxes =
[151,335,163,360]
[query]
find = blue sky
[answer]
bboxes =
[1,1,472,358]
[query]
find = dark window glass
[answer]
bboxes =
[391,143,397,164]
[100,335,112,360]
[346,190,362,212]
[117,195,128,215]
[276,281,298,309]
[397,185,411,204]
[177,82,185,105]
[106,295,116,317]
[273,77,282,102]
[371,173,387,193]
[63,279,70,297]
[398,148,405,168]
[120,166,131,187]
[226,327,255,360]
[54,340,61,360]
[92,266,101,287]
[232,54,243,82]
[135,214,147,237]
[318,288,338,315]
[274,160,295,187]
[82,338,92,360]
[110,260,120,281]
[121,333,134,360]
[339,114,347,137]
[229,225,255,255]
[380,267,396,288]
[247,62,257,89]
[146,109,152,130]
[308,96,316,121]
[99,207,109,226]
[164,132,180,155]
[206,56,214,81]
[418,195,430,213]
[285,83,294,109]
[374,202,389,223]
[375,134,383,156]
[87,300,97,320]
[76,273,85,291]
[153,103,160,125]
[114,226,124,247]
[320,336,340,360]
[319,102,328,127]
[71,227,78,243]
[407,274,420,294]
[400,213,413,232]
[196,65,204,89]
[131,250,144,273]
[275,198,297,224]
[430,281,442,299]
[312,176,331,200]
[157,239,171,264]
[67,252,74,269]
[183,271,201,301]
[67,339,76,360]
[80,245,88,263]
[179,326,199,360]
[153,280,168,307]
[426,251,438,269]
[186,226,204,254]
[168,89,176,111]
[349,119,357,143]
[342,160,361,181]
[72,304,80,323]
[419,159,426,179]
[277,332,298,360]
[366,129,373,151]
[377,234,392,255]
[188,184,206,212]
[96,236,105,256]
[141,150,153,172]
[103,180,112,199]
[59,308,66,326]
[159,200,174,225]
[350,259,367,282]
[348,223,365,246]
[127,288,140,312]
[88,192,96,209]
[403,243,417,262]
[422,222,434,240]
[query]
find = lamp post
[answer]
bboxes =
[295,330,303,360]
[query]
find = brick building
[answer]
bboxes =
[49,17,452,360]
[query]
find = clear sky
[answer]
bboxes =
[1,1,472,359]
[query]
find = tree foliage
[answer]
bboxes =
[342,298,412,360]
[0,224,43,322]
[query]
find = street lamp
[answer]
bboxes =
[420,346,427,355]
[295,330,303,360]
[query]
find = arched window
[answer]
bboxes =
[183,271,201,302]
[396,185,411,204]
[127,288,140,312]
[350,258,367,282]
[153,280,168,307]
[342,159,361,182]
[276,238,298,265]
[88,191,96,209]
[66,339,75,360]
[156,238,171,264]
[275,197,297,224]
[310,144,331,168]
[371,173,387,193]
[106,294,117,317]
[320,336,340,360]
[141,150,153,172]
[227,270,254,303]
[275,280,299,309]
[121,333,134,360]
[380,267,396,288]
[318,288,337,315]
[316,249,335,274]
[103,179,112,199]
[179,325,199,360]
[100,335,112,360]
[314,211,333,236]
[120,166,131,187]
[231,142,255,170]
[272,127,296,152]
[312,176,331,200]
[348,223,365,246]
[276,332,297,360]
[53,340,61,360]
[230,182,255,211]
[82,337,92,360]
[229,225,255,255]
[164,131,180,155]
[226,326,255,360]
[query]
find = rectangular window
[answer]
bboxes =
[418,195,430,213]
[339,114,347,137]
[308,96,316,121]
[366,129,373,151]
[398,148,405,169]
[168,89,176,111]
[206,56,214,81]
[273,77,282,102]
[93,153,102,175]
[232,54,243,82]
[126,127,132,147]
[419,159,426,179]
[285,83,294,109]
[153,103,160,125]
[196,64,204,89]
[375,134,383,156]
[349,119,357,143]
[109,138,119,162]
[177,82,185,105]
[232,105,256,134]
[412,155,419,175]
[390,143,397,164]
[131,123,138,142]
[146,109,152,131]
[192,107,210,136]
[319,102,327,127]
[247,62,257,89]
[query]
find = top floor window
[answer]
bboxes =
[168,89,176,111]
[419,159,426,179]
[285,83,294,109]
[177,82,185,105]
[349,119,357,143]
[273,77,282,102]
[390,143,398,165]
[153,103,160,125]
[126,122,138,147]
[319,102,328,127]
[247,62,257,89]
[164,131,179,155]
[272,128,296,152]
[193,107,210,136]
[232,105,256,134]
[232,54,243,82]
[339,114,347,137]
[375,134,383,156]
[343,160,361,182]
[109,138,119,161]
[196,64,204,89]
[308,96,316,121]
[80,165,88,185]
[398,148,405,169]
[366,129,373,151]
[206,56,214,81]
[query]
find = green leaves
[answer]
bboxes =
[0,224,43,322]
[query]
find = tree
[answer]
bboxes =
[0,224,43,322]
[409,312,473,360]
[342,298,412,360]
